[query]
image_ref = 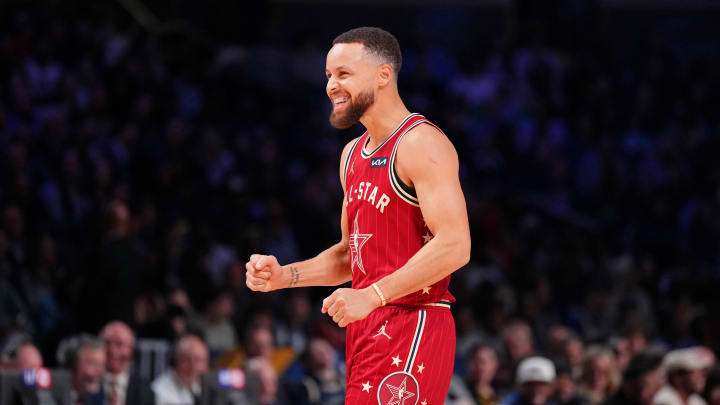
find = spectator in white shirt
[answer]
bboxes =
[151,335,208,405]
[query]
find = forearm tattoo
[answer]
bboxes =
[288,266,299,288]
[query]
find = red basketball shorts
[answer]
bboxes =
[344,303,456,405]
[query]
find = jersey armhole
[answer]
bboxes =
[343,136,363,187]
[392,163,418,199]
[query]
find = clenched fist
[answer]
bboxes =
[245,254,285,292]
[321,287,381,328]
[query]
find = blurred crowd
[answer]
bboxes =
[1,0,720,404]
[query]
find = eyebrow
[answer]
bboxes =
[326,65,353,72]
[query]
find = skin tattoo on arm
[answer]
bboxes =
[288,266,299,288]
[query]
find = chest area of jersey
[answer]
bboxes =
[345,157,393,215]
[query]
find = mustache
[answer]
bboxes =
[329,91,374,129]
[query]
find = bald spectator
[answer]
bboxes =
[151,335,208,405]
[68,336,107,405]
[653,347,715,405]
[1,341,43,370]
[297,338,345,405]
[100,321,154,405]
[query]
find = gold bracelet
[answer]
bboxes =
[371,282,387,307]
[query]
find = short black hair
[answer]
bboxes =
[333,27,402,77]
[623,351,663,383]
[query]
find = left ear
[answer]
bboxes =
[377,64,393,88]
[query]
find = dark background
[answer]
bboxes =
[1,0,720,393]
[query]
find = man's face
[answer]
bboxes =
[521,381,553,405]
[325,43,377,129]
[74,347,106,395]
[635,367,665,405]
[248,328,274,359]
[175,341,208,386]
[468,347,498,384]
[104,326,134,374]
[681,369,707,394]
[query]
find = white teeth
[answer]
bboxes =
[333,97,348,104]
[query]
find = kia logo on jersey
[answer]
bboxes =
[370,157,388,168]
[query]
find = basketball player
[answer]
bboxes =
[246,27,470,404]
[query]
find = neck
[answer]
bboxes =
[174,370,193,388]
[674,385,690,403]
[359,88,410,149]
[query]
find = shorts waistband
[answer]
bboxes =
[424,300,451,309]
[387,300,451,309]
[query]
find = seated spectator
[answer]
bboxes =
[603,351,665,405]
[297,338,345,405]
[653,347,714,405]
[500,356,558,405]
[199,289,238,356]
[562,335,584,379]
[577,346,621,405]
[99,321,155,405]
[151,335,208,405]
[245,356,290,405]
[1,340,43,370]
[497,319,536,391]
[705,367,720,405]
[552,358,590,405]
[447,343,502,405]
[67,335,107,405]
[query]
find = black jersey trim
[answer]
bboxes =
[388,120,426,206]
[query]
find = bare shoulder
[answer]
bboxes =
[396,122,459,180]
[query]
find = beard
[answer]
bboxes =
[329,90,374,129]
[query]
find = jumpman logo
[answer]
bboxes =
[373,320,392,340]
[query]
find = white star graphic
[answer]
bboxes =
[421,400,428,405]
[385,376,416,405]
[417,363,425,374]
[422,232,433,243]
[362,381,372,393]
[349,213,372,274]
[422,286,431,294]
[391,355,403,367]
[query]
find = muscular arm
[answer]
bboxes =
[374,123,471,302]
[246,139,356,291]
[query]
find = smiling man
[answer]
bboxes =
[246,26,470,403]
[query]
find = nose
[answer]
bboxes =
[327,77,338,95]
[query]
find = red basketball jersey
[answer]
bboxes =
[343,113,455,306]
